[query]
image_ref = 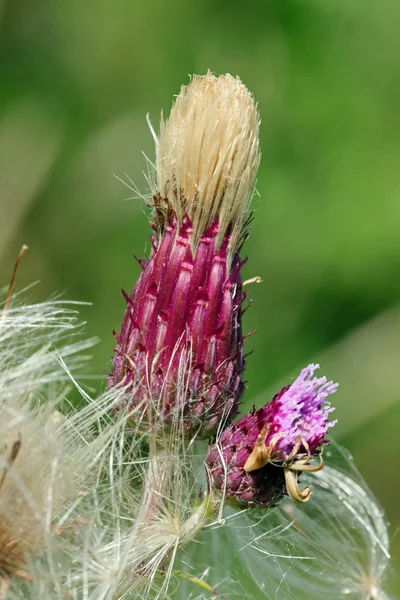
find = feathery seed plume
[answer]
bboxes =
[0,288,94,595]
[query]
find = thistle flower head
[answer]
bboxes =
[156,71,260,256]
[110,73,260,437]
[206,364,338,507]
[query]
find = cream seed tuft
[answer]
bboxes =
[156,71,260,256]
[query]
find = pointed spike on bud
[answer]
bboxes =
[156,71,260,259]
[132,252,148,270]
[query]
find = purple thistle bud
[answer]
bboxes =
[109,215,246,437]
[206,364,338,507]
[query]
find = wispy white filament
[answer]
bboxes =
[0,292,95,595]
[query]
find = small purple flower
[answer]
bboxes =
[109,214,246,437]
[206,364,338,507]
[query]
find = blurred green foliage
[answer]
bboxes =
[0,0,399,594]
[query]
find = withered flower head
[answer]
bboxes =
[156,70,260,258]
[110,72,260,437]
[0,404,76,591]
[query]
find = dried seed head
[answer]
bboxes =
[0,290,96,592]
[156,71,260,257]
[0,403,77,587]
[110,72,261,437]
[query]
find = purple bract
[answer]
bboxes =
[109,215,246,437]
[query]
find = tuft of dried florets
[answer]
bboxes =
[110,215,246,437]
[0,271,94,595]
[156,71,260,259]
[0,403,76,590]
[206,364,337,507]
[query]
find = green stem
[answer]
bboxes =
[174,570,228,599]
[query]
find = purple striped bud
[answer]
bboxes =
[109,73,260,437]
[206,364,338,507]
[109,215,245,436]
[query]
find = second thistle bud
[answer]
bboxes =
[206,365,338,507]
[109,73,260,437]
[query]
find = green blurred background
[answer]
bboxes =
[1,0,399,594]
